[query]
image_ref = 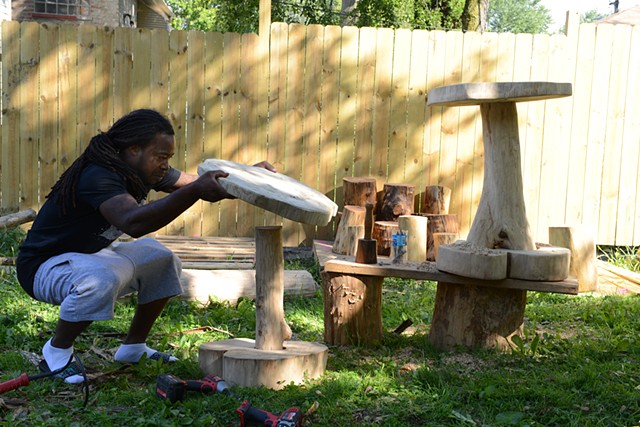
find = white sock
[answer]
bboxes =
[43,339,84,384]
[114,343,178,363]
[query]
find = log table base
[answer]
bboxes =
[199,338,328,390]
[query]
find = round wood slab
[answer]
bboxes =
[198,159,338,226]
[427,81,572,107]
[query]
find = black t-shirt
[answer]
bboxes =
[16,164,181,298]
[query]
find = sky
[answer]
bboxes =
[540,0,639,32]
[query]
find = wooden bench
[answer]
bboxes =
[315,240,578,348]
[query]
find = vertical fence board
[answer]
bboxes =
[456,31,482,233]
[19,22,40,210]
[405,29,428,211]
[38,23,59,200]
[131,28,151,111]
[582,24,614,235]
[58,25,78,175]
[218,32,241,236]
[202,31,224,236]
[600,25,632,244]
[387,28,411,185]
[113,27,132,120]
[2,21,21,212]
[95,26,114,133]
[425,30,446,189]
[371,27,393,189]
[353,26,376,178]
[337,25,358,192]
[77,25,96,154]
[185,30,206,236]
[565,24,595,227]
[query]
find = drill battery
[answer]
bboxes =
[156,374,186,403]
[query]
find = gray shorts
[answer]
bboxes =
[33,238,183,322]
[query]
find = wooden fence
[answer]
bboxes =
[1,17,639,246]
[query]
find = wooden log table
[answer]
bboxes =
[424,81,572,351]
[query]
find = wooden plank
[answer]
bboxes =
[167,29,189,235]
[38,23,60,200]
[387,28,411,185]
[513,33,533,159]
[522,33,550,242]
[113,27,132,121]
[438,31,463,216]
[337,25,359,190]
[219,32,241,236]
[626,26,640,245]
[456,31,482,233]
[537,34,571,241]
[371,27,394,187]
[202,31,224,236]
[1,21,21,212]
[185,30,206,236]
[254,22,270,230]
[19,22,40,210]
[405,29,428,210]
[236,33,259,237]
[425,30,446,189]
[582,24,614,241]
[565,24,595,227]
[95,26,115,134]
[323,259,578,295]
[353,26,376,178]
[58,24,78,175]
[599,25,631,245]
[317,25,341,240]
[131,27,151,110]
[77,25,97,154]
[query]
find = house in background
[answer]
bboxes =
[10,0,173,29]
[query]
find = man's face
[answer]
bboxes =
[125,133,176,186]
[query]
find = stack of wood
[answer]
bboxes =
[419,185,459,261]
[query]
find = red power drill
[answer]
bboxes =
[156,373,236,403]
[236,400,302,427]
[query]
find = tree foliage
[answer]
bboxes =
[487,0,552,34]
[351,0,464,29]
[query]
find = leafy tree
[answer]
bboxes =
[351,0,464,30]
[487,0,552,34]
[461,0,488,32]
[166,0,218,32]
[581,9,606,24]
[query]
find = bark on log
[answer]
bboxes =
[549,225,598,292]
[372,221,399,256]
[378,183,415,221]
[255,226,291,351]
[322,271,383,346]
[0,208,36,228]
[332,205,366,254]
[343,177,377,208]
[398,215,428,262]
[433,232,459,261]
[424,214,459,261]
[422,186,451,214]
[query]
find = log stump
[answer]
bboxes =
[372,221,399,256]
[332,205,366,255]
[398,215,428,262]
[378,183,415,221]
[343,177,377,208]
[422,186,451,214]
[433,232,459,261]
[323,271,384,346]
[424,214,459,261]
[549,225,598,292]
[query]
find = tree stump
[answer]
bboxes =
[378,183,415,221]
[426,82,572,351]
[322,271,383,346]
[433,232,459,261]
[424,214,459,261]
[398,215,428,262]
[422,186,451,214]
[372,221,399,256]
[343,177,377,208]
[332,205,366,255]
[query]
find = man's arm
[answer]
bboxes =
[99,170,230,237]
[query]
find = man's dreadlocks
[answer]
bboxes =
[48,109,175,213]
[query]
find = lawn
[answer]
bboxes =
[0,228,639,426]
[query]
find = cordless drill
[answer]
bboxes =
[156,373,235,403]
[236,400,302,427]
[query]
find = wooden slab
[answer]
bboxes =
[198,159,338,225]
[506,246,570,281]
[427,82,572,107]
[436,242,508,280]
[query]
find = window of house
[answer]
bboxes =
[34,0,89,17]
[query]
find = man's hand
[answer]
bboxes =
[194,170,234,202]
[252,161,277,173]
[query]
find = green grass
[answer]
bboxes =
[1,229,639,426]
